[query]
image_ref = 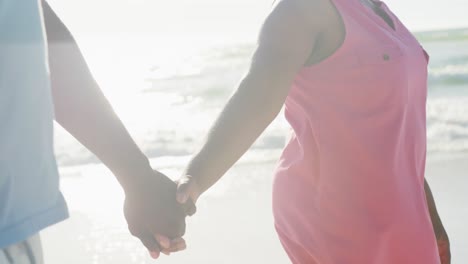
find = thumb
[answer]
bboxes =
[176,175,199,204]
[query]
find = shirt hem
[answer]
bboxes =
[0,194,69,249]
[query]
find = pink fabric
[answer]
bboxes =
[272,0,440,263]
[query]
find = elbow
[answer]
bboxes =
[52,101,70,127]
[237,75,288,121]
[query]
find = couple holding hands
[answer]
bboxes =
[0,0,450,263]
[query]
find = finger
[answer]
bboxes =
[150,251,160,259]
[138,234,161,259]
[177,175,200,204]
[173,178,197,216]
[176,176,192,204]
[155,234,171,249]
[172,238,187,251]
[162,238,187,253]
[183,200,197,216]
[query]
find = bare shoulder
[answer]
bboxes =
[270,0,335,30]
[253,0,334,71]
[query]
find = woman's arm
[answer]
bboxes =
[424,179,451,264]
[177,0,326,203]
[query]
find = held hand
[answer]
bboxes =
[123,170,196,259]
[153,174,201,256]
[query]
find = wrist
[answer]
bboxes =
[185,175,203,204]
[182,167,209,200]
[113,154,154,194]
[434,224,448,240]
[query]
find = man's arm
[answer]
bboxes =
[41,1,192,258]
[424,179,451,264]
[42,1,150,189]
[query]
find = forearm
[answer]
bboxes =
[424,178,447,238]
[185,70,290,195]
[43,2,151,189]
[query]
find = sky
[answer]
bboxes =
[47,0,468,41]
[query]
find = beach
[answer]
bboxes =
[41,153,468,263]
[40,27,468,263]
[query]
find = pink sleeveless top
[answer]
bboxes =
[273,0,440,263]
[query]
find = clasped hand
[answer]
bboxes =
[123,170,198,259]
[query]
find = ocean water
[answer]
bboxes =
[54,28,468,168]
[419,28,468,154]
